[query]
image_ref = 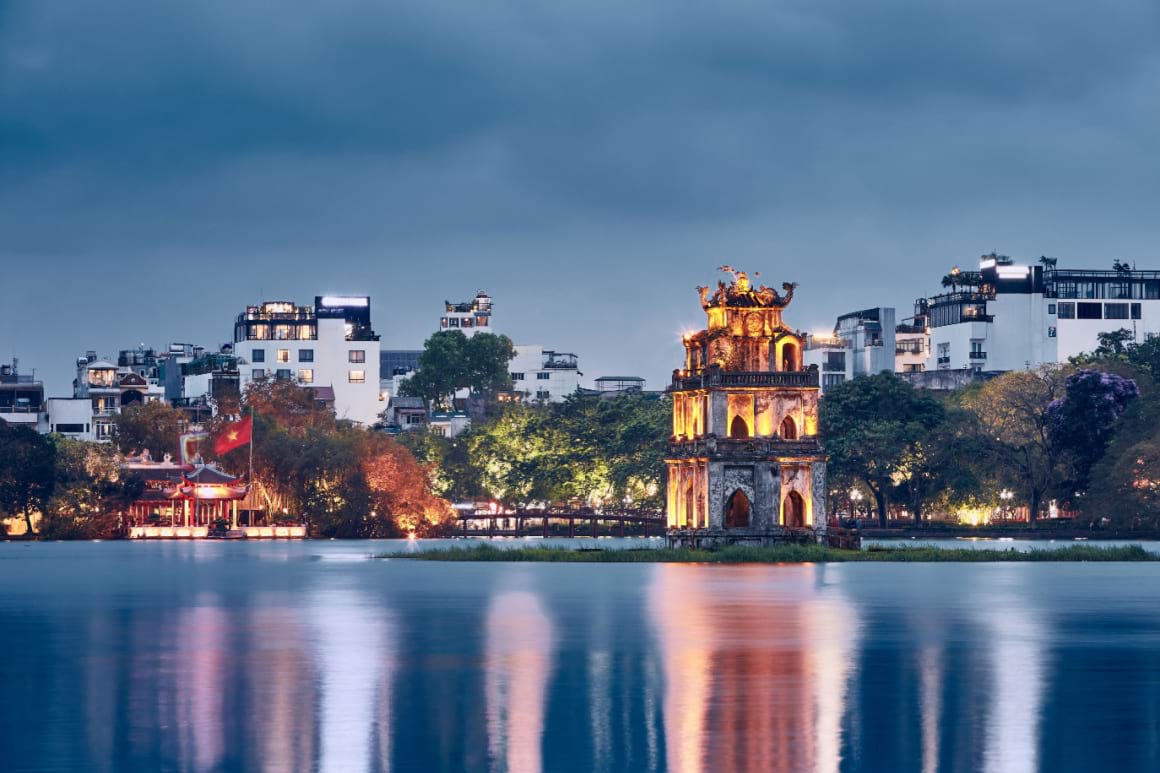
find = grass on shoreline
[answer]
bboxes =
[389,543,1157,563]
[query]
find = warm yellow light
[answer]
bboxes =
[407,531,417,541]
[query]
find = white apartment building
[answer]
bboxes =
[439,291,494,336]
[804,307,905,394]
[510,346,581,402]
[233,296,382,425]
[0,361,44,430]
[63,350,167,441]
[918,254,1160,375]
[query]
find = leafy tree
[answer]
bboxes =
[1047,369,1138,492]
[112,400,186,460]
[820,373,946,527]
[397,430,483,502]
[0,422,56,535]
[400,331,515,408]
[959,367,1070,525]
[362,432,455,535]
[41,438,144,539]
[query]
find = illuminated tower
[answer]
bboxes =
[667,267,826,544]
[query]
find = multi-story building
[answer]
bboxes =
[804,307,903,394]
[509,346,580,403]
[0,360,44,430]
[439,291,494,335]
[67,351,167,441]
[233,296,382,425]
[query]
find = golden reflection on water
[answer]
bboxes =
[648,564,860,773]
[485,590,555,773]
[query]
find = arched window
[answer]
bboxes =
[684,483,695,528]
[729,415,749,439]
[784,491,806,527]
[121,390,144,408]
[725,490,751,528]
[781,342,799,372]
[780,416,797,440]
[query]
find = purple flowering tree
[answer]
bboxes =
[1047,369,1139,492]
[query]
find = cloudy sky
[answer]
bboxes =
[3,1,1159,395]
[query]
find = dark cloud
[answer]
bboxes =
[2,1,1159,395]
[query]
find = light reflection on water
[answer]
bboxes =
[2,542,1160,772]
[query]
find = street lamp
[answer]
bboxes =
[999,489,1013,521]
[849,489,864,520]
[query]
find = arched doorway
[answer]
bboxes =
[725,490,751,528]
[729,415,749,439]
[784,491,806,527]
[121,390,144,408]
[780,416,797,440]
[781,342,798,372]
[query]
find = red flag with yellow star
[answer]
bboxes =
[213,415,252,456]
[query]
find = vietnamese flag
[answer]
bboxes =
[214,415,252,456]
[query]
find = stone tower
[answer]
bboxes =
[666,267,826,545]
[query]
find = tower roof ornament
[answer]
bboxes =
[696,266,797,310]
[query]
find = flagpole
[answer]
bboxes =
[248,403,255,526]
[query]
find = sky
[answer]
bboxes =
[3,1,1160,397]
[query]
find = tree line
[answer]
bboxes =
[822,331,1150,527]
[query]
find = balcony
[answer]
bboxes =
[672,370,819,390]
[669,436,823,459]
[969,351,987,360]
[936,356,951,366]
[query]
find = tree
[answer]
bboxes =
[1047,369,1138,492]
[400,331,515,408]
[112,401,186,460]
[959,367,1070,525]
[819,373,946,527]
[42,438,144,539]
[0,422,56,535]
[362,433,455,535]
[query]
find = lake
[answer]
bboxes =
[3,540,1160,772]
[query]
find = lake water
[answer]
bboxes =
[3,541,1160,772]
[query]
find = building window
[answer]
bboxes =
[1108,282,1132,300]
[536,390,551,400]
[936,342,950,367]
[511,372,525,380]
[1056,281,1078,299]
[1047,304,1056,315]
[299,369,314,384]
[251,349,266,363]
[1048,326,1057,338]
[1132,303,1142,320]
[477,316,489,327]
[970,340,985,359]
[1146,282,1160,300]
[349,350,365,363]
[461,318,474,328]
[299,349,314,362]
[537,372,550,380]
[276,349,290,363]
[349,369,365,384]
[440,318,449,329]
[1078,302,1102,320]
[1057,302,1075,319]
[276,369,292,380]
[449,318,460,327]
[252,368,266,379]
[822,374,845,388]
[1105,303,1129,320]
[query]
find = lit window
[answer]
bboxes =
[349,369,366,384]
[299,369,314,384]
[252,368,265,379]
[252,349,266,363]
[349,350,365,363]
[276,349,290,363]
